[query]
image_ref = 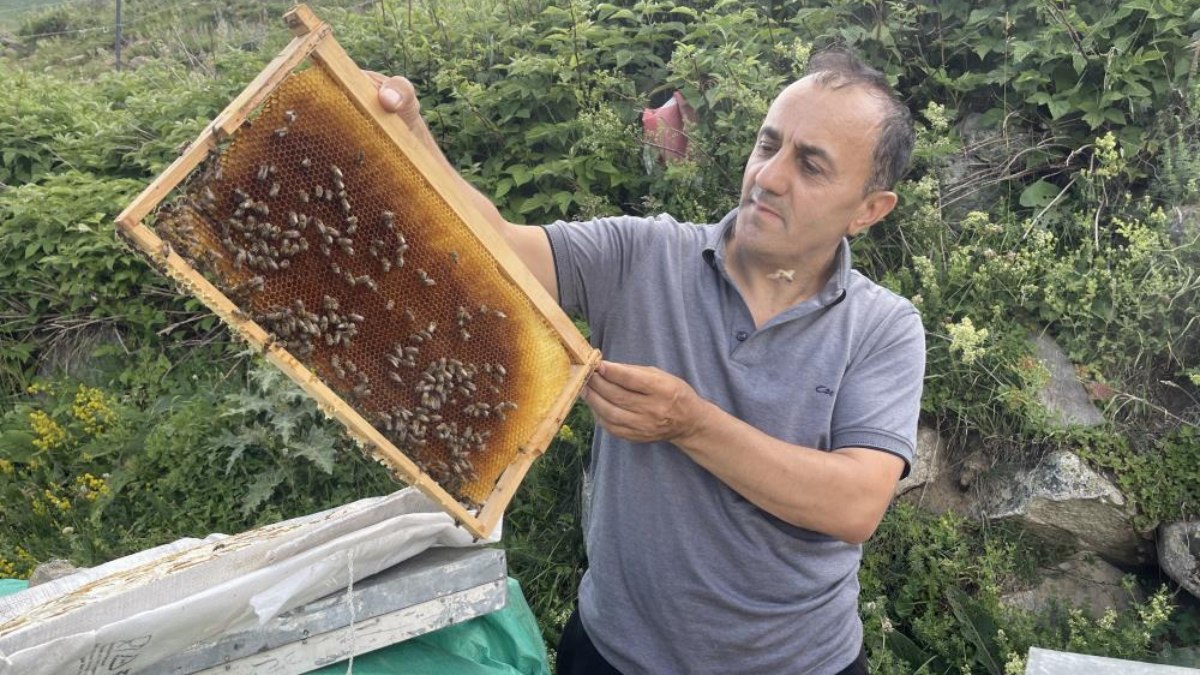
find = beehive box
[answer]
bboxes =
[114,4,599,539]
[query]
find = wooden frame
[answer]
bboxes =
[115,4,599,539]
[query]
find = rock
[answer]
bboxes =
[896,426,944,496]
[35,324,123,381]
[957,449,992,489]
[1168,205,1199,245]
[1001,551,1145,618]
[975,450,1147,565]
[1031,334,1105,428]
[1157,521,1200,601]
[28,559,84,587]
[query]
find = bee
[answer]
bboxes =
[298,189,310,203]
[279,259,290,270]
[388,371,404,385]
[284,109,298,123]
[268,182,280,198]
[257,164,270,181]
[416,269,435,286]
[331,165,344,182]
[381,210,395,225]
[301,157,311,169]
[493,310,508,319]
[385,299,396,311]
[340,198,351,213]
[274,127,288,138]
[315,185,324,199]
[323,295,339,310]
[158,240,172,259]
[381,259,392,273]
[349,312,365,323]
[403,308,416,322]
[449,250,459,265]
[355,150,365,166]
[460,329,471,341]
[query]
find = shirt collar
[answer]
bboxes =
[702,207,851,308]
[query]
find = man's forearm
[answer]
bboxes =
[673,398,904,544]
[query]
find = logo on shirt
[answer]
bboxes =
[815,385,835,396]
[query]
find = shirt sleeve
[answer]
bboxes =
[543,214,670,324]
[830,302,926,476]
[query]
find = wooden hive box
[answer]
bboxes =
[115,4,600,539]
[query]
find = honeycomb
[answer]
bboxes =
[152,65,571,505]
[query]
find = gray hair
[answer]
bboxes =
[804,47,914,193]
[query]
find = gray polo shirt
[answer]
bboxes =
[544,209,925,675]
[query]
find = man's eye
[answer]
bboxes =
[803,161,823,175]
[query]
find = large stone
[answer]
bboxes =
[1031,334,1105,428]
[895,426,944,496]
[1001,551,1144,618]
[1168,204,1199,245]
[27,559,84,587]
[1157,521,1200,601]
[975,450,1147,565]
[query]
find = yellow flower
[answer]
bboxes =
[42,488,71,512]
[29,410,68,451]
[74,472,110,501]
[72,385,117,436]
[0,459,12,476]
[556,424,576,443]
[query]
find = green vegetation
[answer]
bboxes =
[1,0,1198,671]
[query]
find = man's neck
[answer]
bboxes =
[724,241,839,328]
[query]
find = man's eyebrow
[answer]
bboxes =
[795,142,833,170]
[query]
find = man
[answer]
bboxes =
[373,47,924,675]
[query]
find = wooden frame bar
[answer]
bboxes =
[114,4,599,539]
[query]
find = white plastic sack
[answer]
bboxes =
[0,488,496,675]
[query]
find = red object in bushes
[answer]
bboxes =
[642,91,696,164]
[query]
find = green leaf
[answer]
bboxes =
[1019,180,1060,208]
[947,587,1002,675]
[0,430,37,463]
[1046,97,1071,120]
[291,426,338,474]
[241,467,285,516]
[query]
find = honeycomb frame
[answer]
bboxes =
[114,4,600,539]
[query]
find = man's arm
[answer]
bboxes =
[582,360,905,545]
[369,73,558,301]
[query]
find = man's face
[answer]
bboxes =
[735,76,887,262]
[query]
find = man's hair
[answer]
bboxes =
[804,47,914,193]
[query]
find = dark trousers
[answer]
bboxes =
[555,607,870,675]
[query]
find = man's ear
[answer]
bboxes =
[847,190,898,237]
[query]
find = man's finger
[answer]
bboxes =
[583,385,641,437]
[594,360,655,393]
[586,369,640,407]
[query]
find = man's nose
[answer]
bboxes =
[754,151,790,195]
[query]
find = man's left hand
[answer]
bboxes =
[582,360,706,444]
